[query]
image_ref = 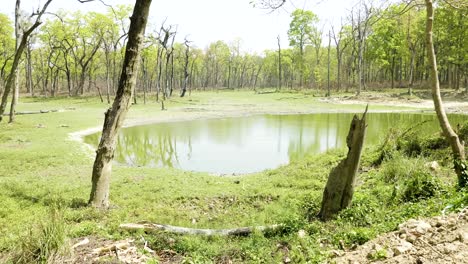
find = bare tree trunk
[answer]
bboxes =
[408,49,415,96]
[89,0,152,208]
[104,48,112,104]
[181,38,190,97]
[319,107,368,221]
[141,56,147,104]
[277,35,282,92]
[327,31,331,97]
[425,0,467,188]
[9,0,22,123]
[26,41,33,96]
[0,0,52,123]
[13,0,21,106]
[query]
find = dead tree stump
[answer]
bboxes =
[319,106,368,221]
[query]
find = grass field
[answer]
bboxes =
[0,90,466,263]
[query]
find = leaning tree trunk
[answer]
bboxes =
[319,107,368,221]
[425,0,467,187]
[89,0,152,208]
[0,0,52,123]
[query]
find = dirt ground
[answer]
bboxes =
[321,89,468,115]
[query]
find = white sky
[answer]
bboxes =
[0,0,359,53]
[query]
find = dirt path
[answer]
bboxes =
[333,207,468,264]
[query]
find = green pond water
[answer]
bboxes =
[84,113,468,174]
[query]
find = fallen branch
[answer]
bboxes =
[93,241,132,256]
[72,238,90,249]
[2,109,59,116]
[120,222,282,236]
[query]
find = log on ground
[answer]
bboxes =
[120,222,282,236]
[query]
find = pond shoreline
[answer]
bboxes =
[70,94,463,177]
[69,99,443,153]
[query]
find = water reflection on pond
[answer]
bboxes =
[84,113,467,174]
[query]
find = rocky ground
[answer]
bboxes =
[66,236,181,264]
[332,207,468,264]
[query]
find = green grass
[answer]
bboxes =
[0,90,466,263]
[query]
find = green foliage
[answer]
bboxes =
[454,158,468,188]
[458,122,468,142]
[333,228,373,247]
[338,195,378,227]
[287,9,319,49]
[0,13,14,81]
[367,249,387,261]
[379,154,423,183]
[401,170,442,202]
[10,207,67,264]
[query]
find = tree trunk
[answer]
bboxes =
[326,31,331,97]
[181,39,190,97]
[408,48,415,96]
[337,47,341,92]
[319,107,368,221]
[26,41,33,96]
[120,222,282,237]
[227,58,232,89]
[105,48,111,103]
[13,0,21,106]
[9,0,21,123]
[425,0,467,188]
[88,0,152,208]
[357,38,364,96]
[0,0,52,122]
[277,35,282,92]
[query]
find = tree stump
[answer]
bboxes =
[319,106,368,221]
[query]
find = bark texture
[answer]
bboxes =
[319,107,368,221]
[89,0,152,208]
[120,222,282,236]
[10,0,21,123]
[425,0,467,187]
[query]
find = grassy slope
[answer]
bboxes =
[0,90,466,262]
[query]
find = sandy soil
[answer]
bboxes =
[320,92,468,115]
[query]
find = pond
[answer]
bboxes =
[84,113,468,174]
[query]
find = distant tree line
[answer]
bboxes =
[0,1,466,103]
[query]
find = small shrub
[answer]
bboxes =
[372,128,401,166]
[333,228,373,247]
[401,171,441,202]
[397,131,423,157]
[367,249,387,261]
[422,136,448,150]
